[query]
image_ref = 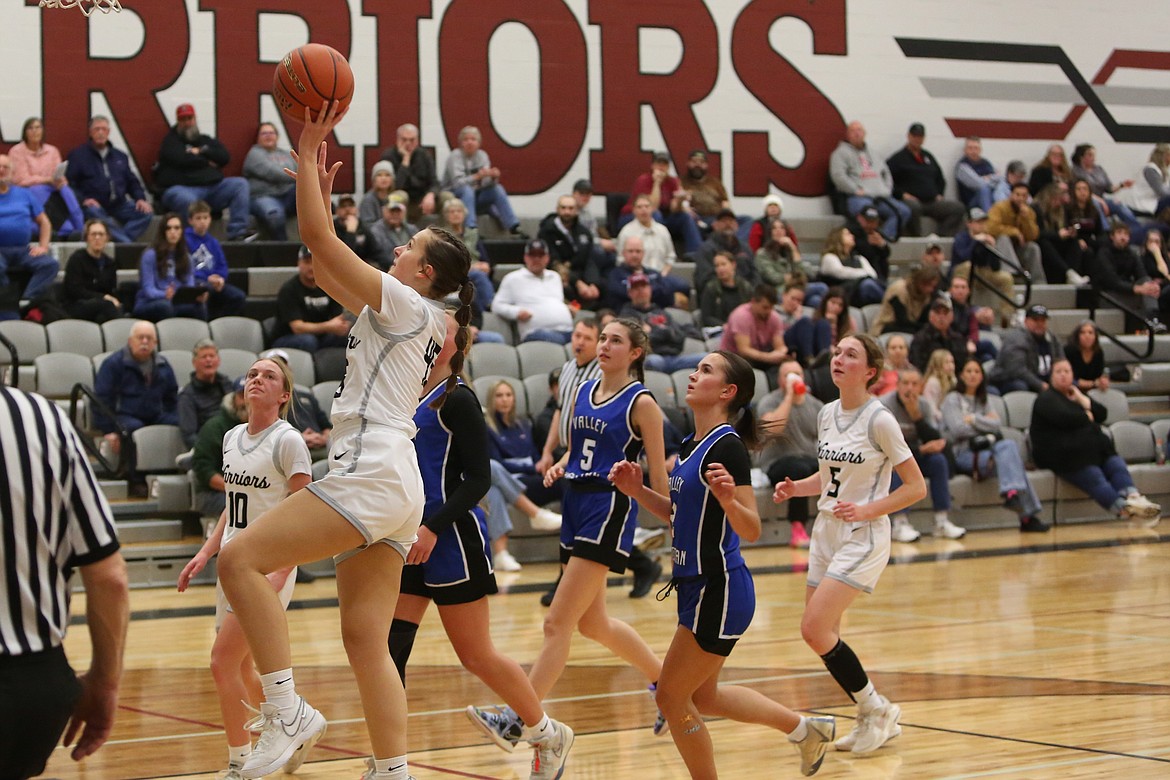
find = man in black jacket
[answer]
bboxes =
[909,293,969,371]
[154,103,252,240]
[538,194,605,309]
[886,123,965,236]
[1091,221,1165,331]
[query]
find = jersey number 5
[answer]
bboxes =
[228,491,249,530]
[826,467,843,498]
[580,437,597,471]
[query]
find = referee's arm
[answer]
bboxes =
[66,551,129,760]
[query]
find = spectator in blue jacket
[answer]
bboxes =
[65,115,154,243]
[134,212,206,322]
[94,320,180,457]
[185,201,245,318]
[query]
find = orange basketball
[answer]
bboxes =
[273,43,354,123]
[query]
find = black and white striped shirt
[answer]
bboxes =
[556,356,601,444]
[0,387,119,656]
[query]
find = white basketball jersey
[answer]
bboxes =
[815,398,913,521]
[329,273,446,437]
[221,419,312,545]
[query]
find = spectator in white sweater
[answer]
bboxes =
[492,238,575,344]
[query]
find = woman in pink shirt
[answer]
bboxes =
[9,117,85,237]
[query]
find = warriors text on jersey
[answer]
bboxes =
[815,399,913,522]
[565,379,648,483]
[329,273,446,437]
[668,424,753,577]
[220,418,312,546]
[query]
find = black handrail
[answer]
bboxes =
[1088,289,1156,361]
[0,331,18,387]
[69,382,131,478]
[963,243,1032,311]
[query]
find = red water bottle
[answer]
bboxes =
[792,380,807,395]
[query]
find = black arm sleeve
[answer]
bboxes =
[704,435,753,486]
[422,385,493,534]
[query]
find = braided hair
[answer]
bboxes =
[418,225,473,410]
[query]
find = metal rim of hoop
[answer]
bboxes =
[39,0,122,16]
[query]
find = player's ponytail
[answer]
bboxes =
[715,350,760,448]
[432,282,474,410]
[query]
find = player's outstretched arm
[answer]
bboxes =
[295,100,382,315]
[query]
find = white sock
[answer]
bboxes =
[856,683,882,714]
[228,743,251,768]
[786,716,809,743]
[373,755,409,780]
[259,668,297,715]
[526,714,554,743]
[934,511,949,526]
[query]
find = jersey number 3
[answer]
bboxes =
[826,467,843,498]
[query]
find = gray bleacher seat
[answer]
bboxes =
[860,303,882,332]
[472,375,528,417]
[1002,390,1037,430]
[643,370,676,408]
[523,374,552,416]
[100,318,136,350]
[132,424,185,473]
[311,381,337,419]
[516,340,567,380]
[46,319,104,357]
[156,317,211,352]
[217,348,258,380]
[670,369,691,407]
[159,350,190,372]
[1150,419,1170,449]
[34,353,94,398]
[682,337,706,355]
[1136,363,1170,394]
[467,342,520,381]
[1110,420,1155,464]
[751,368,769,404]
[279,348,316,387]
[311,458,332,481]
[209,316,265,353]
[91,351,114,374]
[665,307,694,327]
[986,392,1008,423]
[670,263,695,287]
[246,267,298,297]
[981,330,1003,352]
[0,320,47,391]
[481,310,516,345]
[1089,387,1129,423]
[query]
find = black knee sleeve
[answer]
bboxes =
[820,639,869,701]
[388,619,419,686]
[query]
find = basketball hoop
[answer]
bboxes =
[39,0,122,16]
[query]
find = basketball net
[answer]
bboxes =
[39,0,122,16]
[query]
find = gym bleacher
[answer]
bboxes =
[3,210,1169,586]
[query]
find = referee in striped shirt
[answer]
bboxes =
[0,386,129,779]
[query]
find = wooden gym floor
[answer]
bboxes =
[43,521,1170,779]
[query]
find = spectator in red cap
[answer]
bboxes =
[154,103,254,240]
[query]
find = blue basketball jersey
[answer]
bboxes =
[564,378,649,483]
[668,424,747,577]
[414,380,470,519]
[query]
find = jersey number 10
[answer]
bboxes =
[228,491,250,530]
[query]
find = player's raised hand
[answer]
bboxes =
[773,477,796,503]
